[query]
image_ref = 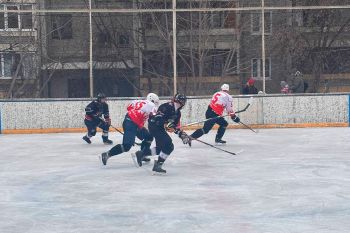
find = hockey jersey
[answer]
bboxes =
[209,91,234,116]
[149,102,182,130]
[127,100,157,128]
[85,101,110,121]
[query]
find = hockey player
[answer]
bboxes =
[83,93,113,145]
[190,84,240,144]
[133,93,191,174]
[100,93,160,166]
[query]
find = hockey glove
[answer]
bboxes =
[231,115,240,123]
[178,131,192,147]
[105,118,111,126]
[166,121,176,132]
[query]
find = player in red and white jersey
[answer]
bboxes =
[100,93,159,165]
[190,84,240,144]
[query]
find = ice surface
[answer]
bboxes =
[0,128,350,233]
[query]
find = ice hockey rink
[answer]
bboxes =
[1,127,350,233]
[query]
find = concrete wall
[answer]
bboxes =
[0,94,349,133]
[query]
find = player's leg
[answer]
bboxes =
[101,118,137,165]
[98,120,113,145]
[83,119,98,144]
[215,118,229,144]
[138,128,153,155]
[133,128,154,166]
[152,130,174,174]
[191,107,218,139]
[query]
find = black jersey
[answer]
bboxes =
[85,101,110,121]
[149,102,182,129]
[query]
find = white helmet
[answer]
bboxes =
[147,93,159,106]
[221,84,230,92]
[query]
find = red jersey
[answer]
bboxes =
[209,91,234,116]
[127,100,157,128]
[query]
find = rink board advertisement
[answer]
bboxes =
[0,94,349,134]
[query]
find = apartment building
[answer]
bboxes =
[0,0,37,98]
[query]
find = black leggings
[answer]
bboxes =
[190,106,228,140]
[109,115,153,156]
[148,122,174,155]
[84,118,110,137]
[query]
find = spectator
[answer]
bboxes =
[280,81,291,94]
[289,71,305,93]
[242,78,259,94]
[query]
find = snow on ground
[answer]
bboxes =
[0,127,350,233]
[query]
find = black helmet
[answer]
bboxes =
[174,93,187,106]
[97,93,106,101]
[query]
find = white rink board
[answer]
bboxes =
[0,94,349,130]
[262,95,349,124]
[0,128,350,233]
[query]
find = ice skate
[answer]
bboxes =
[83,136,91,144]
[100,151,110,165]
[215,138,226,145]
[103,138,113,145]
[152,160,166,175]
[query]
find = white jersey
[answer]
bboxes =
[209,91,234,116]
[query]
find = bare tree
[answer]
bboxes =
[272,0,350,92]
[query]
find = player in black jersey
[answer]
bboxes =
[83,93,113,145]
[134,93,191,174]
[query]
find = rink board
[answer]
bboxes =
[0,94,349,133]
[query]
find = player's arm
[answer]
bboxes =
[103,103,111,125]
[172,113,191,146]
[226,96,240,123]
[85,102,100,120]
[165,113,180,133]
[150,104,167,126]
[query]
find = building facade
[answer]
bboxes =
[0,0,38,98]
[0,0,349,98]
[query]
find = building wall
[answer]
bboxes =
[0,0,39,98]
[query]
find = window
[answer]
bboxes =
[288,11,303,27]
[0,53,21,78]
[0,5,4,29]
[211,12,226,28]
[97,32,112,47]
[0,4,33,31]
[251,58,271,79]
[118,34,130,47]
[20,5,33,30]
[52,14,73,40]
[251,12,272,34]
[7,5,19,29]
[212,54,224,76]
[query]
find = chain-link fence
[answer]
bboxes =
[0,0,349,98]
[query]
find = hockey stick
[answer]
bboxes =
[239,121,259,134]
[184,97,253,127]
[236,97,254,114]
[190,137,237,155]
